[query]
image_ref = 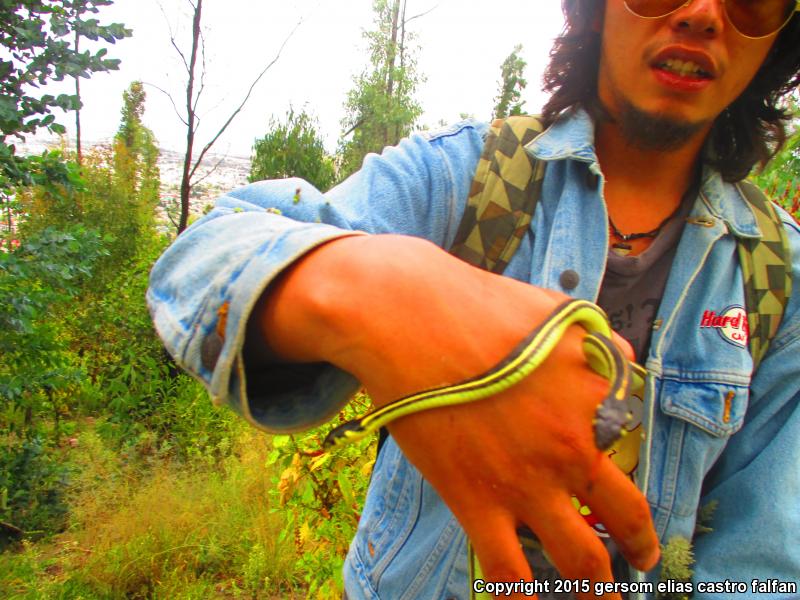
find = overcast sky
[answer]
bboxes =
[43,0,566,158]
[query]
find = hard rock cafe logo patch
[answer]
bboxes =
[699,305,749,348]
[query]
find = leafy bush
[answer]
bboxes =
[267,392,376,598]
[0,435,70,547]
[250,108,336,192]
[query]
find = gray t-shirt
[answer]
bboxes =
[597,193,696,363]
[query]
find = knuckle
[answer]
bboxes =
[617,497,652,540]
[564,545,607,578]
[548,422,594,459]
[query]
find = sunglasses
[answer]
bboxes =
[623,0,800,38]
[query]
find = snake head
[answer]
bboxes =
[593,400,633,451]
[322,420,367,450]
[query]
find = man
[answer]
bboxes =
[148,1,800,598]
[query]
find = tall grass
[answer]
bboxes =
[0,426,301,599]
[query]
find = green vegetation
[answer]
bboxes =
[1,1,798,598]
[493,44,528,119]
[338,0,423,179]
[0,2,389,595]
[0,0,129,192]
[250,109,336,192]
[751,95,800,221]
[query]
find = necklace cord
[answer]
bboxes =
[608,202,684,242]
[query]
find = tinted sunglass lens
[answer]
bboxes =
[726,0,796,37]
[625,0,687,18]
[625,0,796,37]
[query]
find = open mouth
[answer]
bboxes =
[655,58,712,80]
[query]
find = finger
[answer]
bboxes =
[578,457,660,571]
[466,510,535,599]
[522,490,620,600]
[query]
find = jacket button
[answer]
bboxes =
[559,269,580,290]
[201,331,223,372]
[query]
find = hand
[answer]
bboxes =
[258,234,660,599]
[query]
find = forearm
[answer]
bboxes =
[253,233,542,404]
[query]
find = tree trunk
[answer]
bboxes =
[178,0,203,234]
[4,194,12,251]
[50,387,60,445]
[395,0,407,145]
[74,28,82,165]
[383,0,401,146]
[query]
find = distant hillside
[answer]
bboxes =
[156,147,251,215]
[18,138,253,223]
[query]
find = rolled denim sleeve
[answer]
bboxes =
[146,121,487,433]
[691,216,800,596]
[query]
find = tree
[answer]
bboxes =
[0,224,106,537]
[0,0,129,247]
[249,108,335,192]
[156,0,301,234]
[65,0,126,163]
[493,44,527,119]
[18,83,160,290]
[114,81,160,212]
[338,0,424,179]
[0,1,129,182]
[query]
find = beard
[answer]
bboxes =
[613,96,708,152]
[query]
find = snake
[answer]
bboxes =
[323,298,643,451]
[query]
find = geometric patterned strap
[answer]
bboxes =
[735,181,792,371]
[449,115,547,274]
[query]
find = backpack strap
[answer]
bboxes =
[735,181,792,371]
[449,116,546,274]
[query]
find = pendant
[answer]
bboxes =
[611,242,632,257]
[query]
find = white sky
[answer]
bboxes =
[45,0,566,158]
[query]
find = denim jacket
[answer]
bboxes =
[147,109,800,599]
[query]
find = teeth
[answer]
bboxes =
[659,58,708,77]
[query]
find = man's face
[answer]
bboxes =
[597,0,777,146]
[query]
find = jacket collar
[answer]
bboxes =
[525,108,763,239]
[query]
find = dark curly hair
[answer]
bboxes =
[541,0,800,181]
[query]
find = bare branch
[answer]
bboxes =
[192,152,226,186]
[171,37,190,74]
[404,4,438,25]
[341,115,367,139]
[160,196,180,228]
[143,81,188,126]
[0,520,23,539]
[189,15,304,181]
[185,0,202,121]
[199,29,207,90]
[156,1,190,73]
[193,27,207,114]
[165,205,179,229]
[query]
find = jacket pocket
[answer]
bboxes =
[649,378,750,529]
[660,378,749,437]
